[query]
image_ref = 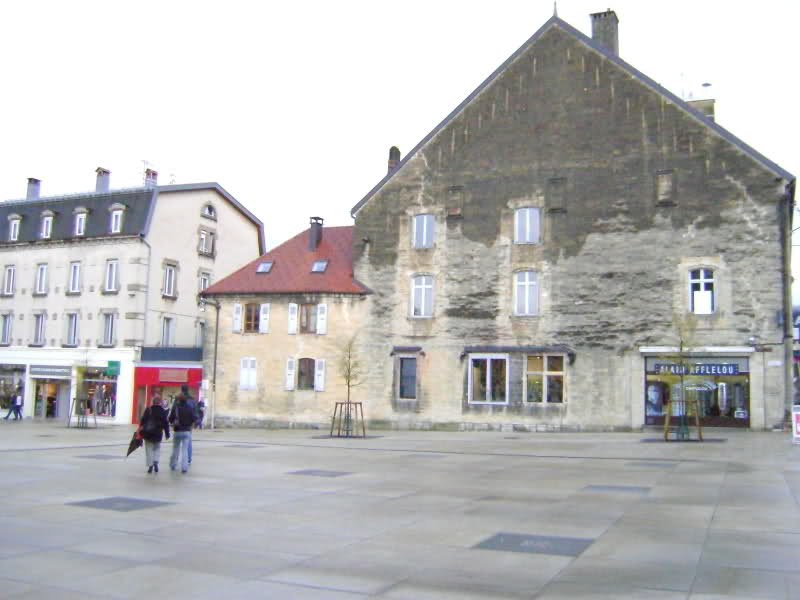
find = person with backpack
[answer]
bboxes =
[168,386,196,473]
[138,393,170,474]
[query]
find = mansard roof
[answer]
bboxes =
[351,14,794,217]
[202,225,369,296]
[0,187,155,243]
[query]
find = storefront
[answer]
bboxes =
[29,365,73,419]
[132,365,202,424]
[0,364,26,411]
[74,366,119,418]
[644,356,750,428]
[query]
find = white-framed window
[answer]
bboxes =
[411,275,434,318]
[161,316,174,346]
[110,209,123,233]
[101,313,115,346]
[239,357,257,390]
[104,259,118,292]
[514,207,540,244]
[68,261,81,293]
[40,214,53,239]
[689,268,715,314]
[163,264,177,297]
[198,230,215,255]
[33,313,46,345]
[8,218,20,242]
[514,270,539,316]
[525,355,565,404]
[412,214,435,248]
[1,314,12,344]
[35,264,48,294]
[468,354,508,404]
[285,357,326,391]
[398,356,417,399]
[199,272,210,291]
[66,313,79,346]
[288,303,326,335]
[3,265,15,295]
[74,212,86,236]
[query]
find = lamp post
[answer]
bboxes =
[198,295,221,430]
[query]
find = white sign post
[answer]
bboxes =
[792,405,800,445]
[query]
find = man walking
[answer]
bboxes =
[168,387,195,473]
[4,387,23,420]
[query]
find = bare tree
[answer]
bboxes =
[662,313,703,441]
[338,333,366,404]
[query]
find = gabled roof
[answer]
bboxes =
[0,187,156,244]
[155,183,266,254]
[351,15,794,217]
[203,225,369,296]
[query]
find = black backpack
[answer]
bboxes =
[141,409,160,436]
[172,401,195,428]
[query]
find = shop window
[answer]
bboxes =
[412,214,435,248]
[398,357,417,399]
[104,259,119,293]
[525,355,565,403]
[689,268,715,314]
[65,313,79,346]
[239,357,257,390]
[0,313,12,345]
[468,354,508,404]
[411,275,434,318]
[3,265,15,296]
[514,270,539,316]
[32,313,46,346]
[514,207,540,244]
[34,264,48,295]
[8,217,20,242]
[82,368,117,417]
[68,262,81,294]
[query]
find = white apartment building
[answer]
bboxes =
[0,168,263,425]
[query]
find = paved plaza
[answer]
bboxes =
[1,421,799,599]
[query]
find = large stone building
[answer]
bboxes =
[349,10,795,431]
[0,168,264,424]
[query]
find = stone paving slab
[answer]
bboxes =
[1,421,799,599]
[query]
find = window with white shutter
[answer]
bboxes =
[314,359,326,391]
[285,357,296,390]
[239,357,256,390]
[316,303,327,334]
[259,303,270,333]
[232,303,242,332]
[288,303,298,334]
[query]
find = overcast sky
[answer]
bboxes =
[2,1,798,280]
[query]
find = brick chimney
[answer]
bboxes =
[590,9,619,56]
[309,216,323,251]
[26,178,41,200]
[144,168,158,188]
[388,146,401,173]
[95,167,111,193]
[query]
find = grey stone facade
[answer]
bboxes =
[351,12,795,431]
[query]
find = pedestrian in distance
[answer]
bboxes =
[173,384,199,463]
[4,387,23,420]
[139,393,170,474]
[196,398,206,429]
[168,386,196,473]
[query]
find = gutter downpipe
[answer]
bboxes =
[781,180,796,422]
[138,233,152,356]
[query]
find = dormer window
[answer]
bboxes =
[202,204,216,219]
[108,203,126,234]
[311,260,328,273]
[256,261,273,273]
[40,211,54,239]
[7,215,20,242]
[73,208,88,236]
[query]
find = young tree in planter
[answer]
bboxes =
[662,313,703,441]
[334,333,366,436]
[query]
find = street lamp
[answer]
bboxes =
[198,295,221,430]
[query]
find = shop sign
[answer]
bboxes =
[105,361,121,376]
[654,363,739,376]
[30,365,72,378]
[792,405,800,445]
[159,369,188,382]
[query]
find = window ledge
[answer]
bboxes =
[61,344,79,348]
[101,289,119,295]
[198,251,216,259]
[28,343,45,348]
[0,293,14,298]
[65,291,81,296]
[511,314,540,318]
[162,294,178,301]
[0,343,10,347]
[97,343,116,348]
[31,292,48,297]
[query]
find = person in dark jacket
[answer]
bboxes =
[139,394,170,474]
[168,388,195,473]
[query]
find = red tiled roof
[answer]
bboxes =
[204,226,369,295]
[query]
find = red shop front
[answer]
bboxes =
[132,366,202,424]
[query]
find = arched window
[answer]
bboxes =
[202,204,216,219]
